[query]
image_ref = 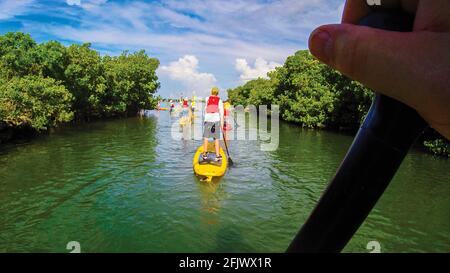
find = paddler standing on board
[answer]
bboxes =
[181,97,189,113]
[191,95,197,112]
[202,87,224,162]
[181,97,192,122]
[156,100,161,110]
[223,100,232,133]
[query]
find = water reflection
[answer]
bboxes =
[197,179,224,214]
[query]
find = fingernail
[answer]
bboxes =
[309,29,333,63]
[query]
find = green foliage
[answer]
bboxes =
[247,72,278,107]
[0,32,40,78]
[35,40,69,81]
[227,49,447,156]
[227,76,277,108]
[424,139,450,157]
[103,50,160,115]
[275,51,334,128]
[0,32,160,135]
[65,43,107,117]
[323,67,374,131]
[0,76,73,130]
[228,50,365,129]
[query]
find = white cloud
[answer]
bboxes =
[6,0,344,97]
[66,0,81,6]
[66,0,108,9]
[80,0,108,11]
[37,0,341,63]
[235,58,281,82]
[163,0,342,41]
[159,55,217,96]
[40,24,296,63]
[0,0,35,20]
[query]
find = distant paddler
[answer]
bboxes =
[191,95,197,112]
[223,100,233,132]
[156,100,168,111]
[181,97,190,115]
[179,97,192,125]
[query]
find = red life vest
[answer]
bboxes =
[182,100,188,108]
[206,96,220,113]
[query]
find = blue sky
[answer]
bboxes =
[0,0,343,98]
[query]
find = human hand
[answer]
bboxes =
[308,0,450,139]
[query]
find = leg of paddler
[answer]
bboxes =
[203,138,209,158]
[214,139,220,158]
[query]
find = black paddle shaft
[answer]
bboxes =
[222,128,233,166]
[287,8,428,253]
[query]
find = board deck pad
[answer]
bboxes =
[198,152,222,166]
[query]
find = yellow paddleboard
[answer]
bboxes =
[179,116,191,126]
[193,143,228,182]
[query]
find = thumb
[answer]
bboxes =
[308,24,425,108]
[309,24,450,138]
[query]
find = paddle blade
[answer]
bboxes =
[228,157,234,166]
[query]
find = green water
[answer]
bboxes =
[0,111,449,253]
